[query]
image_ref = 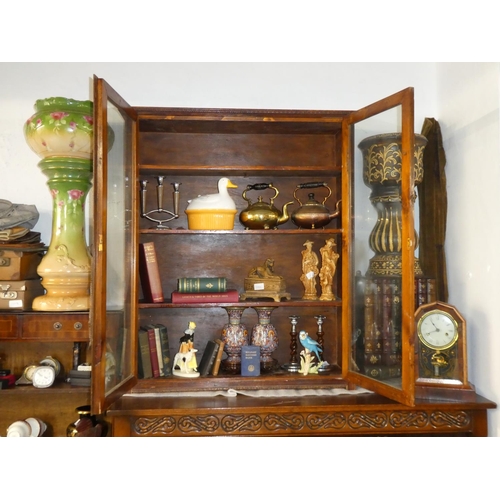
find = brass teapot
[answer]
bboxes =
[239,183,294,230]
[291,182,341,229]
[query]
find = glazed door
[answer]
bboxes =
[91,77,139,414]
[342,88,418,406]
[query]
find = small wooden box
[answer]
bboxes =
[0,279,44,311]
[0,248,44,280]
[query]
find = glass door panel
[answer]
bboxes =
[343,88,417,406]
[91,77,138,414]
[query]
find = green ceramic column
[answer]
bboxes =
[24,97,93,311]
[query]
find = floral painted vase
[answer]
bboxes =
[250,306,278,370]
[24,97,94,311]
[221,306,248,374]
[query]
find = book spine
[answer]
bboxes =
[156,323,171,376]
[427,278,436,303]
[415,277,427,308]
[177,277,227,293]
[138,328,153,379]
[153,326,164,375]
[171,289,239,304]
[212,339,225,376]
[363,279,382,367]
[147,327,160,377]
[199,341,219,376]
[139,242,164,303]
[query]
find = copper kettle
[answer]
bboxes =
[291,182,341,229]
[239,183,293,230]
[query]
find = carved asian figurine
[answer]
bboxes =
[240,258,291,302]
[319,237,339,301]
[172,321,200,378]
[300,240,319,300]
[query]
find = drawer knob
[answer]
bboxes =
[53,322,62,330]
[74,322,83,330]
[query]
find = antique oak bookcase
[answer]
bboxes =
[89,77,495,437]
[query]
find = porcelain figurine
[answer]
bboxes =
[186,177,238,210]
[298,330,323,375]
[172,321,200,378]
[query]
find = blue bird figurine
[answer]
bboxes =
[299,330,323,362]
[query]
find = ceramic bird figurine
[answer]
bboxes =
[299,330,323,362]
[186,177,238,210]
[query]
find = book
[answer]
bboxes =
[155,323,171,376]
[241,345,260,376]
[171,289,239,304]
[138,242,164,303]
[146,325,161,378]
[137,327,153,379]
[69,377,91,387]
[177,277,227,293]
[197,340,219,376]
[211,339,225,376]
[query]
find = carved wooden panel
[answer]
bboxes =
[128,409,473,437]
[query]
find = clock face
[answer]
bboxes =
[417,311,459,350]
[32,365,56,389]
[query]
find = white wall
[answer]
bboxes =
[1,62,498,435]
[437,62,500,436]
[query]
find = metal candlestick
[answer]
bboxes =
[140,176,181,229]
[283,315,300,372]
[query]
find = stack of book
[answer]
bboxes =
[68,366,92,387]
[137,323,171,379]
[171,276,239,304]
[197,339,225,376]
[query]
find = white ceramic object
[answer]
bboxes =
[186,178,238,210]
[7,420,31,437]
[25,417,47,437]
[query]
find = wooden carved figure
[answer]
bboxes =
[300,240,319,300]
[319,237,339,301]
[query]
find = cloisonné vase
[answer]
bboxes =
[24,97,94,311]
[221,306,248,374]
[250,306,278,371]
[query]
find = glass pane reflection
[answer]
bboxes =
[351,107,407,389]
[104,101,133,394]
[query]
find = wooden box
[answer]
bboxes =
[0,279,44,311]
[0,248,43,280]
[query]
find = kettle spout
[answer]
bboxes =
[277,201,294,225]
[329,199,342,220]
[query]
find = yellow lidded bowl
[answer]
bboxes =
[185,209,238,230]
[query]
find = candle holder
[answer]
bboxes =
[315,314,331,373]
[140,176,180,229]
[283,315,300,373]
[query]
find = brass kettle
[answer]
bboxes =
[239,183,293,230]
[291,181,341,229]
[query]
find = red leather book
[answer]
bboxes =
[138,242,164,303]
[171,289,239,304]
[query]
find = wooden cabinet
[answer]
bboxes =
[90,78,496,436]
[0,312,90,436]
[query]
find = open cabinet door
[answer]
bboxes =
[91,77,139,415]
[342,88,418,406]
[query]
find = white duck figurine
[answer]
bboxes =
[186,177,238,210]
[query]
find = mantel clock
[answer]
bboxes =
[415,301,476,402]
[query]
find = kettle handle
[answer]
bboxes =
[242,183,279,203]
[293,182,332,205]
